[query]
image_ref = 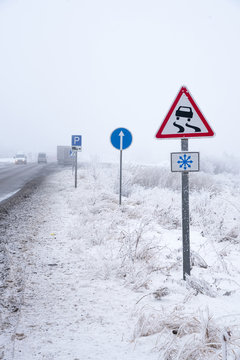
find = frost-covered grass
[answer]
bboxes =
[82,161,240,358]
[3,159,240,359]
[63,160,240,358]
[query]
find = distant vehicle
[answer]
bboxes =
[14,153,27,165]
[175,106,193,121]
[37,153,47,164]
[57,146,72,165]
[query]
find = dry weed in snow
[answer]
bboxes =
[133,307,240,359]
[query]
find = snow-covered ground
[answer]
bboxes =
[0,158,14,164]
[0,190,20,204]
[1,161,240,359]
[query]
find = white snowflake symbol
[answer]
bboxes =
[177,154,193,170]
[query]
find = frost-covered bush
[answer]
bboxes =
[190,188,240,242]
[133,307,240,360]
[201,155,240,175]
[60,161,240,359]
[116,221,164,289]
[113,167,133,197]
[190,172,221,192]
[130,165,180,191]
[153,200,181,229]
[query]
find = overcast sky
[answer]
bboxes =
[0,0,240,163]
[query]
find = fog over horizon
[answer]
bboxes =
[0,0,240,164]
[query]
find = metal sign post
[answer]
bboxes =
[181,139,190,280]
[110,127,133,205]
[156,86,215,281]
[75,150,78,188]
[70,151,74,175]
[171,147,199,279]
[119,148,123,205]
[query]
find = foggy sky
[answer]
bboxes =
[0,0,239,163]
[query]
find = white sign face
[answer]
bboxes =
[162,94,208,135]
[171,152,199,172]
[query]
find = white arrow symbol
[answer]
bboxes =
[119,131,124,150]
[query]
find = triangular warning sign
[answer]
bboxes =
[156,86,215,139]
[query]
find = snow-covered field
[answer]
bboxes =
[0,159,14,164]
[1,161,240,359]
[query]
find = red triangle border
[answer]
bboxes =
[156,86,215,139]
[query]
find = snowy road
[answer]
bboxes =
[0,163,58,203]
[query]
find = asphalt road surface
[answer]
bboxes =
[0,163,58,203]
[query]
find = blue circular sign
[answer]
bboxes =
[110,127,133,150]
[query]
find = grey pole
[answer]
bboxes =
[72,152,75,175]
[119,149,122,205]
[181,138,190,280]
[75,151,78,188]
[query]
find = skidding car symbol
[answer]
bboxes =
[175,106,193,121]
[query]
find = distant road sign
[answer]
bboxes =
[156,86,214,139]
[110,128,132,150]
[71,135,82,151]
[171,152,199,172]
[69,149,76,157]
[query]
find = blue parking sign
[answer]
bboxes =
[72,135,82,151]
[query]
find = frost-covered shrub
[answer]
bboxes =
[190,189,240,242]
[221,225,240,243]
[117,222,156,289]
[201,155,240,175]
[200,159,216,174]
[133,307,240,360]
[130,165,180,191]
[190,172,220,192]
[113,168,133,197]
[66,161,240,359]
[131,166,164,189]
[212,155,240,175]
[153,202,181,229]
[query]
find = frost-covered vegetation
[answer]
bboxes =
[2,156,240,359]
[77,156,240,359]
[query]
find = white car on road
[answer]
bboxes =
[14,153,27,165]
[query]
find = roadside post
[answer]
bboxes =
[71,135,82,188]
[110,128,132,205]
[155,86,214,280]
[69,149,75,175]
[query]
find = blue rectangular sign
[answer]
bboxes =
[71,135,82,150]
